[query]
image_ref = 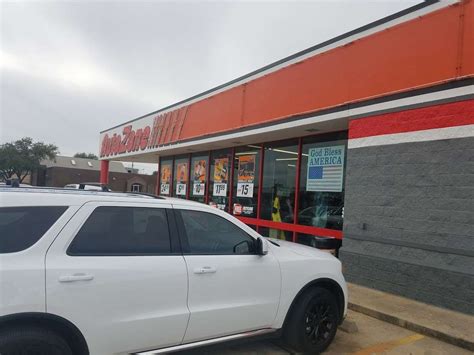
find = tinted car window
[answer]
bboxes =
[0,206,67,253]
[68,207,171,255]
[179,210,256,254]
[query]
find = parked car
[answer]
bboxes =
[281,205,343,253]
[0,188,347,355]
[0,181,32,188]
[296,205,343,230]
[64,183,111,191]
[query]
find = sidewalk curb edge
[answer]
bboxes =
[348,302,474,352]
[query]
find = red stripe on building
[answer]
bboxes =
[349,99,474,139]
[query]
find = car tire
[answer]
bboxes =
[283,287,339,354]
[0,326,73,355]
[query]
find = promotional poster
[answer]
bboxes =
[176,162,188,196]
[193,159,206,196]
[160,163,171,195]
[213,157,229,197]
[236,154,255,198]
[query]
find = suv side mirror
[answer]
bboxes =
[256,237,268,256]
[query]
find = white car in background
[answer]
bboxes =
[64,183,110,191]
[0,188,347,355]
[0,182,32,187]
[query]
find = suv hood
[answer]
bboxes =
[268,238,337,260]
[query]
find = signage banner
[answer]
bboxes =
[210,201,226,211]
[192,159,207,196]
[237,183,254,198]
[213,183,227,197]
[213,157,229,197]
[176,183,187,196]
[236,155,255,198]
[160,184,170,195]
[160,163,172,195]
[193,183,205,196]
[176,162,188,196]
[99,107,188,159]
[307,145,345,192]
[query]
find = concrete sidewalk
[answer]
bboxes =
[347,283,474,352]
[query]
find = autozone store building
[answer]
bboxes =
[99,0,474,314]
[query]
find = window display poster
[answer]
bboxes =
[237,155,255,198]
[160,163,171,195]
[176,162,188,196]
[233,203,254,216]
[193,159,206,196]
[306,145,345,192]
[213,158,228,197]
[233,203,242,215]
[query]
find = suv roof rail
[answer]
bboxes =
[0,185,167,199]
[123,192,167,199]
[0,186,72,192]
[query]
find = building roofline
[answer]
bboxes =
[101,0,443,134]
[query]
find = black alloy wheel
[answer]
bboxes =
[304,299,336,346]
[283,287,339,354]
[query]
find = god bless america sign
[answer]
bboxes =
[100,107,187,158]
[306,145,345,192]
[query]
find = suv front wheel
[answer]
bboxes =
[0,326,72,355]
[283,287,339,354]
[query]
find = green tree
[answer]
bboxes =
[74,152,99,160]
[0,137,59,182]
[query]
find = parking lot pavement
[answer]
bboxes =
[176,310,472,354]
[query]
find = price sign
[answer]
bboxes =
[236,182,254,198]
[193,183,205,196]
[160,183,170,195]
[213,183,227,197]
[176,183,187,196]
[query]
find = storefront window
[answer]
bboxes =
[159,158,173,196]
[173,155,189,198]
[297,132,347,237]
[208,149,232,212]
[260,140,298,240]
[232,145,260,218]
[190,153,208,203]
[259,226,289,239]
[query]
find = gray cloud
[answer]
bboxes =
[1,0,418,169]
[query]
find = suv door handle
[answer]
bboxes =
[193,266,217,274]
[58,273,94,283]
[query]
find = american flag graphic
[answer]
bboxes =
[307,165,344,191]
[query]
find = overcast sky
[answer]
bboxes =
[1,0,418,172]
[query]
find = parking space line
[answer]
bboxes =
[352,334,425,355]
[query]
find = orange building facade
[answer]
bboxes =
[99,0,474,314]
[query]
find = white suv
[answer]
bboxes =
[0,188,347,355]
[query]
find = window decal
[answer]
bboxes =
[306,145,345,192]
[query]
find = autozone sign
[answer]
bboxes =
[100,107,188,158]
